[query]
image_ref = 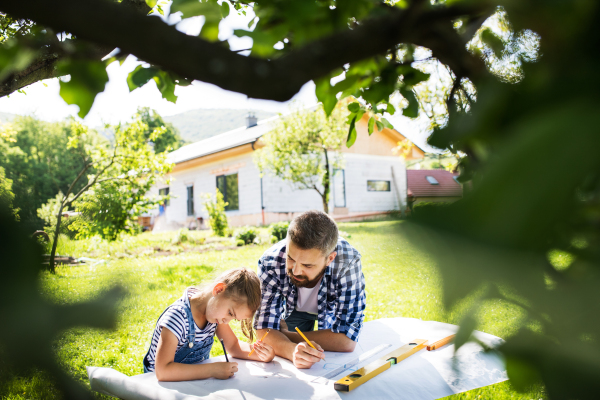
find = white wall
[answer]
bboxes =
[150,151,407,226]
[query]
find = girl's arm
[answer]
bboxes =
[155,328,238,381]
[217,324,275,362]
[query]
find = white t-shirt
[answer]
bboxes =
[295,278,322,315]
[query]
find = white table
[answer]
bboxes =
[88,317,507,400]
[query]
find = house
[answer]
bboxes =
[406,169,463,207]
[149,112,424,229]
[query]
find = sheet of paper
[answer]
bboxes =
[88,317,508,400]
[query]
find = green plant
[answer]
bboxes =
[269,221,289,242]
[236,239,245,247]
[171,228,190,245]
[203,189,229,237]
[235,226,258,245]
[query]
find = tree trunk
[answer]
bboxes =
[322,148,330,214]
[49,201,66,273]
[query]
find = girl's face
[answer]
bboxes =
[206,283,255,326]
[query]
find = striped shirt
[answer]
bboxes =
[144,287,217,372]
[254,238,366,342]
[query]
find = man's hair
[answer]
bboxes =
[288,210,339,255]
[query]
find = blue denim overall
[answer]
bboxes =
[143,289,214,373]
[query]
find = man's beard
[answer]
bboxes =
[287,267,326,288]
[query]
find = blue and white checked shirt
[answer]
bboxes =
[254,238,366,342]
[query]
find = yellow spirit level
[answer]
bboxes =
[334,339,428,392]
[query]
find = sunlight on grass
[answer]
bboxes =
[1,220,546,399]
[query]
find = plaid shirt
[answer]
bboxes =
[254,238,366,342]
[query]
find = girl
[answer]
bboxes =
[143,268,275,381]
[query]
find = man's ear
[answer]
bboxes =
[212,282,226,296]
[326,251,337,266]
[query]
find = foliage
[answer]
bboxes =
[269,221,289,242]
[0,165,18,220]
[405,151,460,171]
[137,107,185,153]
[0,206,124,400]
[203,189,229,237]
[409,201,453,215]
[67,117,173,241]
[235,226,258,245]
[399,2,600,399]
[254,104,348,213]
[37,192,80,239]
[0,117,97,232]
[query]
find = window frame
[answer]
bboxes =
[216,173,239,211]
[186,185,194,216]
[367,180,391,192]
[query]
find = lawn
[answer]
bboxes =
[1,220,545,399]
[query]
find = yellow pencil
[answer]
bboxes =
[295,326,325,361]
[248,329,271,356]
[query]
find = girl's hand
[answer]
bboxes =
[212,362,238,379]
[252,341,275,362]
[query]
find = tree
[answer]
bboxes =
[137,107,185,153]
[0,166,17,220]
[46,117,172,270]
[254,104,347,213]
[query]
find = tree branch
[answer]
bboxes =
[0,0,487,101]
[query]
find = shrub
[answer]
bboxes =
[269,221,289,242]
[236,226,258,245]
[410,201,453,216]
[236,239,245,247]
[171,228,189,245]
[203,189,229,237]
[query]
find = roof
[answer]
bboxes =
[166,116,279,164]
[407,169,462,198]
[166,107,423,165]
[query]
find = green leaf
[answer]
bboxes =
[376,120,384,132]
[347,102,360,113]
[397,65,430,87]
[381,118,394,129]
[400,88,419,118]
[505,356,543,392]
[355,108,365,124]
[145,0,157,8]
[200,20,220,42]
[454,311,477,351]
[172,0,222,20]
[153,71,178,103]
[127,65,159,92]
[315,77,337,116]
[480,27,505,58]
[368,116,375,135]
[386,102,396,115]
[221,1,230,18]
[346,116,357,148]
[0,39,38,82]
[57,59,109,118]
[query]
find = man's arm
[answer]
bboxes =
[278,327,356,352]
[256,328,325,368]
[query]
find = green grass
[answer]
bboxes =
[1,220,545,399]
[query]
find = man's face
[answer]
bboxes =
[286,240,336,288]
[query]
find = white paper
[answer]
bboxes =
[88,317,508,400]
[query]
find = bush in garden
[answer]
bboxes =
[236,226,258,245]
[203,189,229,237]
[269,221,289,242]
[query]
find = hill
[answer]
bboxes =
[0,111,16,124]
[164,109,277,143]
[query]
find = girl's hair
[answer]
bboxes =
[212,267,261,342]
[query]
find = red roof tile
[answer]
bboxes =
[407,170,463,197]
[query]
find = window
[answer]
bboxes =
[159,187,170,206]
[187,185,194,216]
[426,176,439,185]
[367,180,391,192]
[216,173,239,211]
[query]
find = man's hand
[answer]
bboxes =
[292,342,325,369]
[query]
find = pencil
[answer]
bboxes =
[426,334,455,351]
[220,338,229,362]
[295,326,325,361]
[248,329,271,357]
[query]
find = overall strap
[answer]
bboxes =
[183,288,196,348]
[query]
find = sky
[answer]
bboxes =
[0,8,434,150]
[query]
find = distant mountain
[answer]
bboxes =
[0,111,16,124]
[164,109,277,144]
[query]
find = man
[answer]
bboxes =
[254,210,366,369]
